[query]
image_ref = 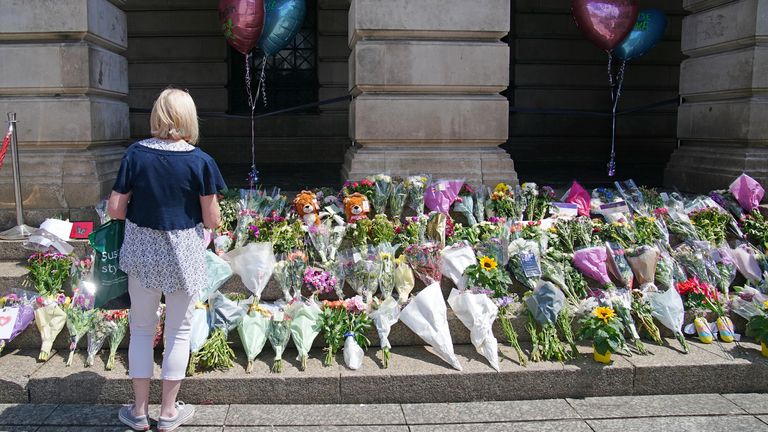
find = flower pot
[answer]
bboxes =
[762,342,768,358]
[593,346,612,364]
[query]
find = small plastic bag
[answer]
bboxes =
[448,289,500,371]
[439,242,477,290]
[343,332,364,370]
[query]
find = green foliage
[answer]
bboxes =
[747,314,768,345]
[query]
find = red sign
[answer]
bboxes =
[70,222,94,239]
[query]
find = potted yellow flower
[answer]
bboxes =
[577,306,626,364]
[746,300,768,358]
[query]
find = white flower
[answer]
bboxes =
[522,182,538,196]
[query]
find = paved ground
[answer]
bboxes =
[2,393,768,432]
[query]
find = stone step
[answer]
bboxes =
[0,240,91,262]
[2,338,767,405]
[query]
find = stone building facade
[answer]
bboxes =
[0,0,764,226]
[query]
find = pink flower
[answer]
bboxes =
[345,296,366,313]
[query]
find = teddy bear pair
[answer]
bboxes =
[293,190,370,225]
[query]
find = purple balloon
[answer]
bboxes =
[219,0,266,55]
[571,0,639,51]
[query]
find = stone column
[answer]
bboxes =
[0,0,129,226]
[343,0,517,186]
[664,0,768,192]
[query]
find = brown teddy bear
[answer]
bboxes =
[343,193,370,223]
[293,190,321,226]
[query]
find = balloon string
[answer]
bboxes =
[607,51,615,101]
[244,52,259,190]
[257,56,268,108]
[608,60,627,177]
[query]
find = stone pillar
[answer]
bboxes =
[664,0,768,192]
[0,0,129,226]
[343,0,517,186]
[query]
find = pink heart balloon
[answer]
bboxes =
[571,0,639,51]
[218,0,266,55]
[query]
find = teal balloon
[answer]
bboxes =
[614,8,667,61]
[259,0,306,56]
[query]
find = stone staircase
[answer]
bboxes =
[3,240,768,405]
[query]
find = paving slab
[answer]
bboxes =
[223,427,408,432]
[148,404,229,426]
[42,404,123,426]
[0,404,57,425]
[587,415,768,432]
[0,349,50,403]
[559,344,634,398]
[409,420,594,432]
[625,338,768,395]
[225,404,404,426]
[0,427,38,432]
[179,351,341,405]
[722,393,768,415]
[566,393,745,419]
[401,399,579,424]
[36,428,222,432]
[759,415,768,425]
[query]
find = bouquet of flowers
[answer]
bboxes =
[370,214,396,246]
[425,180,463,214]
[394,256,415,304]
[24,252,72,298]
[524,282,570,362]
[550,217,595,254]
[439,242,477,291]
[369,174,393,215]
[34,294,69,361]
[655,247,681,291]
[389,178,408,220]
[317,300,347,366]
[64,287,96,367]
[267,312,292,373]
[85,310,114,366]
[187,302,212,376]
[605,243,634,289]
[608,290,647,355]
[342,296,372,370]
[473,185,488,224]
[0,290,37,355]
[488,183,520,219]
[195,292,244,371]
[729,243,765,284]
[378,243,398,299]
[399,282,462,370]
[689,207,730,247]
[573,246,615,289]
[746,299,768,357]
[633,215,666,247]
[103,309,128,370]
[674,243,718,287]
[649,288,689,353]
[631,290,663,345]
[404,175,429,216]
[540,254,580,305]
[370,296,400,368]
[741,210,768,252]
[343,178,375,202]
[304,266,338,298]
[578,305,626,364]
[285,298,322,371]
[564,181,591,217]
[274,251,308,302]
[403,242,442,285]
[625,245,660,292]
[508,239,542,290]
[237,302,270,374]
[597,220,636,250]
[340,247,381,304]
[227,242,275,302]
[522,183,555,221]
[448,288,500,371]
[453,183,477,226]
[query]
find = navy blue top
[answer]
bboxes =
[112,143,227,231]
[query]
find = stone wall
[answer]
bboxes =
[124,0,351,188]
[0,0,130,227]
[505,0,687,186]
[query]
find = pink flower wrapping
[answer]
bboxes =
[565,181,591,217]
[424,180,464,214]
[572,246,612,287]
[729,173,764,212]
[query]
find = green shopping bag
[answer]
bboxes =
[89,220,130,308]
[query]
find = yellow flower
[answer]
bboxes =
[763,300,768,311]
[479,256,498,271]
[380,252,392,260]
[63,296,71,307]
[593,306,616,324]
[195,301,207,310]
[494,183,509,194]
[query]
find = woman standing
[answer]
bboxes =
[108,88,226,432]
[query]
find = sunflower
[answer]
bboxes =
[479,256,498,271]
[593,306,616,324]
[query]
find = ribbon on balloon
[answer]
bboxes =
[571,1,667,177]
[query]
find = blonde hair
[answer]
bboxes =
[150,88,199,144]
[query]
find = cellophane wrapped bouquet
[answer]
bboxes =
[274,251,308,302]
[195,292,244,371]
[65,283,96,366]
[0,290,37,355]
[104,309,129,370]
[85,310,115,367]
[284,298,322,371]
[25,252,72,361]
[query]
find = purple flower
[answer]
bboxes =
[494,296,515,309]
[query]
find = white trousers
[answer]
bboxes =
[128,275,196,380]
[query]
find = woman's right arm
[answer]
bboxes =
[107,191,131,220]
[200,194,221,230]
